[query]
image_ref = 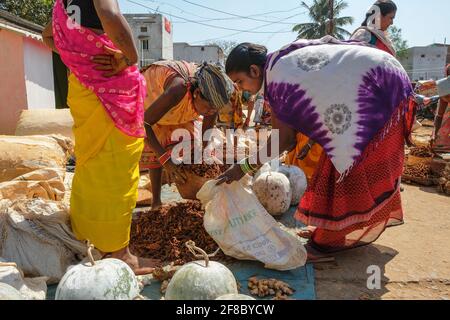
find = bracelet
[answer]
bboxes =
[240,158,258,174]
[247,158,258,172]
[158,151,171,166]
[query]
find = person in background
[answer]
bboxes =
[139,61,234,210]
[432,65,450,153]
[218,90,253,130]
[351,0,397,56]
[42,0,158,274]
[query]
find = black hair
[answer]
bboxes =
[362,0,397,27]
[225,43,268,74]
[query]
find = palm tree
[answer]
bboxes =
[293,0,354,40]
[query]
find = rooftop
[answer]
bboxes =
[0,9,44,40]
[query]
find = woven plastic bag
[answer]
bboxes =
[197,176,307,271]
[0,259,48,300]
[0,168,66,201]
[0,199,86,283]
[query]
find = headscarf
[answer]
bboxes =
[146,60,234,110]
[195,63,235,110]
[351,1,396,56]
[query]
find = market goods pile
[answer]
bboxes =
[130,201,228,265]
[179,163,228,179]
[402,145,438,186]
[248,277,295,300]
[409,145,434,158]
[437,164,450,195]
[403,163,434,180]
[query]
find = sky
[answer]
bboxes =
[118,0,450,52]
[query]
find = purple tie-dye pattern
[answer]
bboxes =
[267,36,370,73]
[355,66,413,157]
[266,82,333,154]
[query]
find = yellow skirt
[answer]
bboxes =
[68,73,144,253]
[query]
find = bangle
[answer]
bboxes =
[158,151,171,166]
[247,158,258,171]
[240,158,258,174]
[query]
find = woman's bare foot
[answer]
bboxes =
[151,201,162,211]
[305,243,335,263]
[297,226,317,239]
[110,246,161,275]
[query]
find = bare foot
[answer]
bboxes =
[109,246,161,275]
[305,243,335,263]
[297,226,317,239]
[151,201,162,211]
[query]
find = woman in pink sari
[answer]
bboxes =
[42,0,159,274]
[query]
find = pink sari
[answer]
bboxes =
[52,0,146,137]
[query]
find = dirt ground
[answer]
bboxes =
[315,124,450,300]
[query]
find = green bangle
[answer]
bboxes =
[240,162,250,174]
[245,158,258,173]
[240,159,252,174]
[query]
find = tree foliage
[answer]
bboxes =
[0,0,54,26]
[206,40,239,57]
[292,0,354,40]
[389,26,409,59]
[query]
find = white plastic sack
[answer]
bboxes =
[205,128,259,164]
[0,259,48,300]
[197,177,307,271]
[0,199,86,283]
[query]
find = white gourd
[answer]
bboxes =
[276,165,308,206]
[165,241,238,300]
[55,243,140,300]
[0,283,25,300]
[253,172,292,216]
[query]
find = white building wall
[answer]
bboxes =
[23,37,55,109]
[405,46,447,81]
[161,16,173,60]
[125,14,173,68]
[174,43,224,65]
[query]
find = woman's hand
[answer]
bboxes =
[164,161,187,185]
[216,164,246,186]
[93,46,131,77]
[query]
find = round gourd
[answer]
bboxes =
[253,162,271,180]
[276,165,308,206]
[253,171,292,216]
[165,241,238,300]
[55,244,140,300]
[216,294,256,300]
[0,283,24,300]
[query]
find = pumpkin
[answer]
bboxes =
[55,242,140,300]
[276,165,308,206]
[253,172,292,216]
[0,283,24,300]
[216,294,256,300]
[253,162,272,180]
[165,241,238,300]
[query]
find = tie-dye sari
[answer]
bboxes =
[265,37,416,252]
